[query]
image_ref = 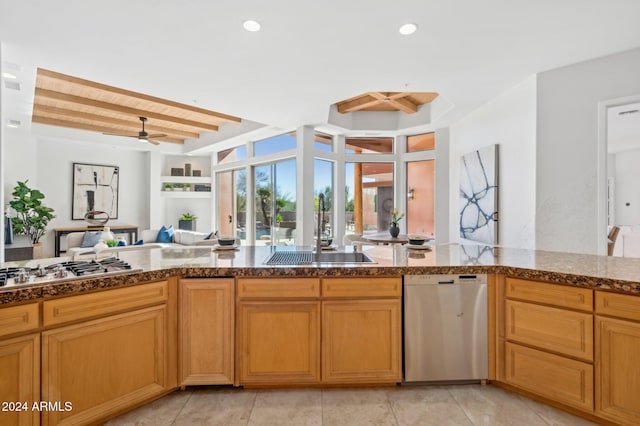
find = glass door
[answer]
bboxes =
[254,159,296,245]
[216,168,246,244]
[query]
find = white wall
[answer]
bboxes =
[27,138,149,257]
[614,149,640,225]
[536,47,640,254]
[449,76,537,249]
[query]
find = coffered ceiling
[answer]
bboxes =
[336,92,438,114]
[32,68,242,145]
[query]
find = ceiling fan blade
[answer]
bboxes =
[102,132,136,138]
[148,139,161,146]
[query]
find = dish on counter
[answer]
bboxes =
[213,244,238,251]
[406,243,432,250]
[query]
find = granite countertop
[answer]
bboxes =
[2,243,640,305]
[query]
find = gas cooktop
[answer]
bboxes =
[0,257,142,288]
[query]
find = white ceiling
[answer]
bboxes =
[608,102,640,153]
[2,0,640,151]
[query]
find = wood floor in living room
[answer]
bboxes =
[105,384,595,425]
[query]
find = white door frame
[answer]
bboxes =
[597,93,640,255]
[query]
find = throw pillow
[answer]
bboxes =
[80,231,103,248]
[133,239,144,246]
[156,225,174,243]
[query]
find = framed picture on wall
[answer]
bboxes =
[72,163,119,220]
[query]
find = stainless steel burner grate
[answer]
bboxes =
[264,251,315,265]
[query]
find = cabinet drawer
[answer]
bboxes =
[238,278,320,299]
[0,303,39,337]
[43,281,168,327]
[505,299,593,361]
[595,291,640,322]
[322,277,401,298]
[505,277,593,311]
[505,342,593,412]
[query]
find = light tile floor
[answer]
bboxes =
[105,384,596,426]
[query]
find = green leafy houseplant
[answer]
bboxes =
[9,180,56,244]
[179,212,197,221]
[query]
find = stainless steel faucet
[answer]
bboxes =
[316,193,325,257]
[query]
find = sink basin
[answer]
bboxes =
[264,251,374,265]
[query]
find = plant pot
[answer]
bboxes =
[178,220,196,231]
[389,225,400,238]
[32,242,43,259]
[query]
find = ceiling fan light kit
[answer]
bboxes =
[103,116,164,145]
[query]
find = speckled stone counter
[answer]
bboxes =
[2,243,640,305]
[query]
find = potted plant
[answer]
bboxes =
[184,183,192,192]
[173,183,184,191]
[163,183,173,191]
[9,180,56,257]
[178,212,197,231]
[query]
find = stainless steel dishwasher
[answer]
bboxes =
[404,274,488,383]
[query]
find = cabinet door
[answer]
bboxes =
[0,334,39,426]
[322,299,401,384]
[238,301,320,385]
[42,305,168,426]
[596,316,640,425]
[180,278,234,385]
[505,342,593,412]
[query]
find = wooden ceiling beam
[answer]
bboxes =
[37,68,242,124]
[368,92,418,114]
[35,88,220,131]
[32,115,184,144]
[32,104,201,139]
[336,94,382,113]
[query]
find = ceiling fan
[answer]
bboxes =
[103,116,166,145]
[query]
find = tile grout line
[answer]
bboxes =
[383,386,401,426]
[245,388,259,426]
[445,385,476,425]
[169,389,194,426]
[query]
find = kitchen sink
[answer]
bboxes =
[264,251,374,265]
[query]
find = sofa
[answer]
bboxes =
[65,228,231,258]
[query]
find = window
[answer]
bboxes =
[345,162,394,235]
[345,137,393,154]
[314,159,334,238]
[254,133,297,157]
[217,146,247,164]
[314,132,333,152]
[406,132,435,153]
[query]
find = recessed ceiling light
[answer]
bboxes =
[7,119,21,128]
[399,23,418,35]
[243,20,261,32]
[2,72,17,79]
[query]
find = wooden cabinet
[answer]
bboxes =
[236,276,402,386]
[0,333,40,426]
[322,299,401,383]
[0,302,41,426]
[238,277,321,385]
[179,278,234,385]
[40,280,176,426]
[595,291,640,425]
[499,276,594,413]
[238,301,321,385]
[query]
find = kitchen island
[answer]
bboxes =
[1,243,639,425]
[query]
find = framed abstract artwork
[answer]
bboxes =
[72,163,119,220]
[460,144,498,244]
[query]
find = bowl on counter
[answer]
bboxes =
[217,237,236,246]
[408,236,426,246]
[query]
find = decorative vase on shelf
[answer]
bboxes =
[389,224,400,238]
